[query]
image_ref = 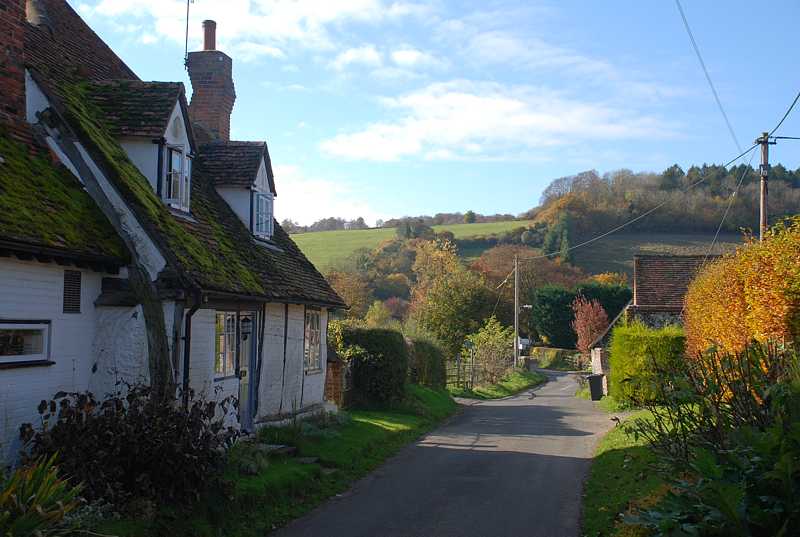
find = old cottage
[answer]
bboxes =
[0,0,345,461]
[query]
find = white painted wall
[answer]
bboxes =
[184,308,240,403]
[120,138,158,192]
[217,187,251,231]
[0,258,111,463]
[255,305,328,421]
[89,305,149,398]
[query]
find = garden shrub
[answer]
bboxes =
[407,338,446,389]
[464,316,515,384]
[574,282,632,321]
[529,347,579,370]
[19,385,238,507]
[530,283,632,349]
[0,454,81,536]
[329,321,408,406]
[685,216,800,355]
[626,343,800,535]
[530,285,577,348]
[608,323,686,405]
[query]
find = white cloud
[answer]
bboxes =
[390,46,444,69]
[465,31,613,76]
[274,165,385,226]
[330,45,383,71]
[320,80,679,161]
[79,0,425,59]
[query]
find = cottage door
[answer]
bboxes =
[238,311,257,432]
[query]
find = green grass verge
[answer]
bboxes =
[95,385,456,536]
[574,387,631,414]
[290,220,535,270]
[582,411,666,537]
[448,369,547,399]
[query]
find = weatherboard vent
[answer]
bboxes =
[63,270,81,314]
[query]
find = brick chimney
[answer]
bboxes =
[186,20,236,142]
[0,0,27,136]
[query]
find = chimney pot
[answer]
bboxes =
[202,20,216,51]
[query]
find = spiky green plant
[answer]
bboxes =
[0,454,81,536]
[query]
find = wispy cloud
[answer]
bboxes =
[330,45,383,71]
[321,80,680,161]
[78,0,427,60]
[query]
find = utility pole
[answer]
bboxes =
[513,255,519,367]
[756,131,775,241]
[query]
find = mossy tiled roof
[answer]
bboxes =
[0,133,128,264]
[85,80,184,138]
[57,82,343,305]
[21,0,344,306]
[196,141,276,192]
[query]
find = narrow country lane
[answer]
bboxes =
[273,371,615,537]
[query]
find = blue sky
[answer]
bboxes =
[73,0,800,226]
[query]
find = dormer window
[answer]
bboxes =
[165,146,191,212]
[254,192,274,238]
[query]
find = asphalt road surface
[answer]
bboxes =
[274,370,614,537]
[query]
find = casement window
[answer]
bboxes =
[214,312,237,378]
[0,321,50,364]
[303,309,321,372]
[165,146,191,212]
[254,192,274,238]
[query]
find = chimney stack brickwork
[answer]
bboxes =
[0,0,28,138]
[187,20,235,142]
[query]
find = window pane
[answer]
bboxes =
[215,314,225,374]
[0,329,44,356]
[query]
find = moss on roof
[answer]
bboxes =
[58,81,265,294]
[0,133,127,261]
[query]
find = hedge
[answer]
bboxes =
[407,338,446,389]
[529,283,632,349]
[608,323,686,405]
[328,322,409,407]
[685,216,800,355]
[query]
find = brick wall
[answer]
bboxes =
[0,0,29,141]
[186,50,235,141]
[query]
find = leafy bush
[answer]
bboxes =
[329,322,409,406]
[407,338,446,389]
[19,386,237,506]
[685,216,800,355]
[608,323,686,406]
[530,283,631,349]
[574,282,632,321]
[626,343,800,535]
[529,347,579,370]
[570,297,608,362]
[0,454,81,536]
[464,317,515,384]
[530,285,577,348]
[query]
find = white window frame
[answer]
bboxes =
[0,321,51,364]
[303,309,321,372]
[254,191,274,238]
[215,312,237,378]
[165,146,191,212]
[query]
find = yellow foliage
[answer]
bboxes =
[685,217,800,355]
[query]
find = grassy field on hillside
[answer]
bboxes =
[292,222,744,275]
[570,231,742,276]
[291,220,534,270]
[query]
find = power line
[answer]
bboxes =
[517,144,759,263]
[674,0,743,153]
[702,148,757,262]
[769,90,800,136]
